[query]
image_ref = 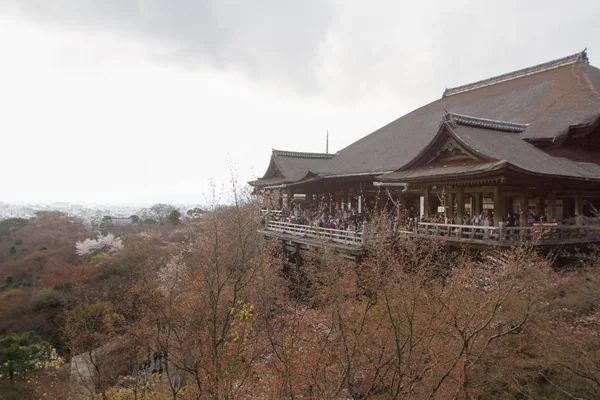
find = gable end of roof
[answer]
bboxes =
[443,50,589,97]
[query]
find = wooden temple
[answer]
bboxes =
[250,50,600,251]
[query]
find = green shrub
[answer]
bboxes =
[0,275,35,293]
[31,287,64,311]
[14,239,22,246]
[0,218,28,237]
[90,252,109,265]
[0,331,52,382]
[119,265,130,276]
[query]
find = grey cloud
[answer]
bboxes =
[316,0,599,105]
[2,0,335,91]
[3,0,599,103]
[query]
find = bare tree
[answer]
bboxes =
[148,204,177,225]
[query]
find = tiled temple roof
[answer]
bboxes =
[251,50,600,188]
[442,50,589,97]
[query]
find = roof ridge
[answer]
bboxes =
[444,111,529,133]
[443,50,589,98]
[272,149,335,159]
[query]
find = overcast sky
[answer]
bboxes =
[1,0,599,204]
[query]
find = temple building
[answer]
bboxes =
[250,50,600,248]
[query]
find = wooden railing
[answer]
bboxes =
[261,209,283,217]
[502,225,600,244]
[262,219,600,249]
[264,220,363,247]
[417,223,500,242]
[416,222,600,245]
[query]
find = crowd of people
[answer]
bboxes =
[266,204,556,232]
[266,204,418,232]
[426,209,555,227]
[271,206,367,232]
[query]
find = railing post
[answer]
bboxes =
[361,222,368,246]
[499,222,505,242]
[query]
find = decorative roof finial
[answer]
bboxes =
[443,109,457,127]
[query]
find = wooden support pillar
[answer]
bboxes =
[423,188,430,219]
[519,191,529,227]
[537,195,545,220]
[494,186,505,227]
[473,193,481,217]
[456,187,464,224]
[282,190,289,212]
[547,192,556,222]
[295,243,302,269]
[395,191,403,222]
[575,192,583,225]
[273,189,281,210]
[468,195,473,217]
[479,193,484,217]
[447,192,455,223]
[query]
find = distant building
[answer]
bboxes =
[102,216,134,227]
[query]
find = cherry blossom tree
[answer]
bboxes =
[75,233,124,257]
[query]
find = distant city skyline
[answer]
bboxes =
[1,1,599,203]
[0,200,207,225]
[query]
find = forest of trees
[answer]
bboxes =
[0,190,599,399]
